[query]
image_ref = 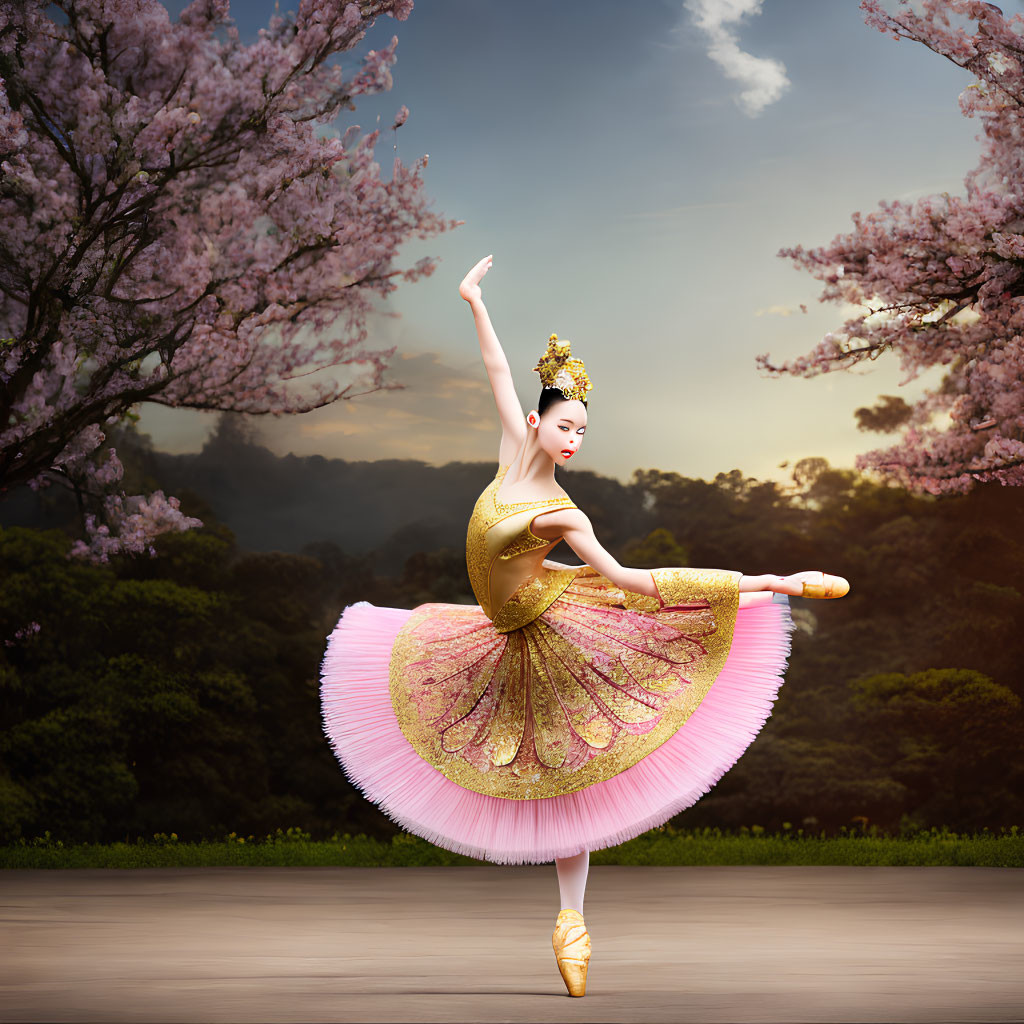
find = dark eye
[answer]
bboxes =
[559,425,569,431]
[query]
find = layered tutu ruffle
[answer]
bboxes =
[319,591,794,864]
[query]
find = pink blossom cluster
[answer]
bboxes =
[0,0,458,561]
[3,620,41,647]
[758,0,1024,493]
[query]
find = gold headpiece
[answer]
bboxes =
[532,334,593,402]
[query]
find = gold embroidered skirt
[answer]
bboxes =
[320,568,794,863]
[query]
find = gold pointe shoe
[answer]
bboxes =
[800,571,850,600]
[552,908,591,997]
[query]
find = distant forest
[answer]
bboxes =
[2,416,1022,845]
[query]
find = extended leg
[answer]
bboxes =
[739,570,848,598]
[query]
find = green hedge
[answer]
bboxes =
[3,825,1021,869]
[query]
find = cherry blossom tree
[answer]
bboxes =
[758,0,1024,494]
[0,0,457,562]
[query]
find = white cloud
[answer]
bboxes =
[683,0,790,117]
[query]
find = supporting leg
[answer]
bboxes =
[555,848,590,913]
[553,849,592,996]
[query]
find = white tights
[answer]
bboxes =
[554,849,590,914]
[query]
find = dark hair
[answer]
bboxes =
[537,387,588,418]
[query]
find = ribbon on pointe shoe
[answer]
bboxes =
[800,571,850,600]
[552,908,591,997]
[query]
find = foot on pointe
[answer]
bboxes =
[552,908,591,997]
[797,570,849,600]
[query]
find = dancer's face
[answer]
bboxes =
[529,399,587,465]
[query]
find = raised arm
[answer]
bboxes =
[459,255,526,465]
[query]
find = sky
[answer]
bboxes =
[138,0,1016,486]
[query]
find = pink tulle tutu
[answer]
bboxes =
[319,592,794,864]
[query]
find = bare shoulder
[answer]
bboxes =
[531,506,591,541]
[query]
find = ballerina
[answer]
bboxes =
[458,254,845,606]
[319,254,849,998]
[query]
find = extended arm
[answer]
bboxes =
[534,508,663,598]
[459,256,525,465]
[533,508,833,598]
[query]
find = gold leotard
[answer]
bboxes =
[466,463,583,631]
[389,463,739,799]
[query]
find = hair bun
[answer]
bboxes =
[532,334,592,401]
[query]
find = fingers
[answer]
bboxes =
[464,256,493,286]
[459,255,493,300]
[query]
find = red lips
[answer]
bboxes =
[561,450,574,458]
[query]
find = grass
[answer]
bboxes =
[2,824,1022,869]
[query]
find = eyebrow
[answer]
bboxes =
[558,418,586,426]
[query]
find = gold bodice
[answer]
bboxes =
[466,464,582,633]
[388,462,744,799]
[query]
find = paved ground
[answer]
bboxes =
[1,865,1022,1023]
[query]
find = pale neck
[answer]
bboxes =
[506,430,557,484]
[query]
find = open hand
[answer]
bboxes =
[459,254,493,304]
